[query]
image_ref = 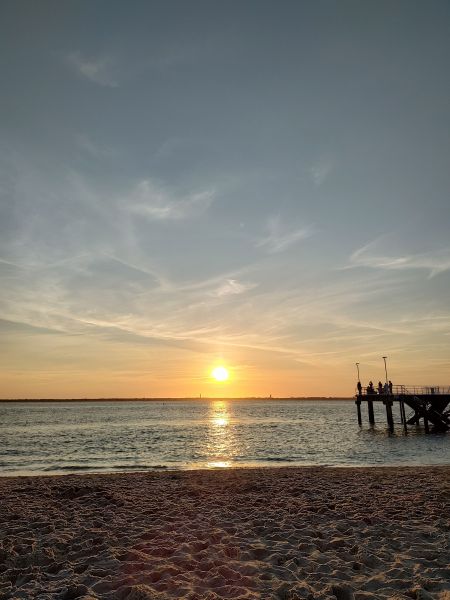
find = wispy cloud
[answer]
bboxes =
[126,179,215,220]
[75,134,116,159]
[256,216,314,254]
[310,157,333,187]
[349,239,450,277]
[68,52,118,87]
[211,279,257,298]
[0,257,23,268]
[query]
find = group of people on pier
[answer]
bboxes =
[357,380,393,395]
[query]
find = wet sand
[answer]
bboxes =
[0,466,449,599]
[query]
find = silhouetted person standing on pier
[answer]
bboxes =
[367,381,375,394]
[378,381,383,395]
[389,380,393,394]
[357,381,362,395]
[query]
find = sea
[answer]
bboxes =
[1,399,449,476]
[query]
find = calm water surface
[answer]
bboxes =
[1,399,449,475]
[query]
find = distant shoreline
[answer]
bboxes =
[0,396,353,402]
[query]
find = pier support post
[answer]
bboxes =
[384,399,394,433]
[355,399,362,426]
[424,412,430,434]
[400,400,407,435]
[367,399,375,425]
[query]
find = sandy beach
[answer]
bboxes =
[0,467,449,600]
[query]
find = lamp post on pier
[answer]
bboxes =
[382,356,388,384]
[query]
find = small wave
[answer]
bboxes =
[43,464,169,473]
[262,457,296,462]
[43,465,95,472]
[110,464,168,470]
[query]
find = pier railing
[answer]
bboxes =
[357,385,450,396]
[394,385,450,395]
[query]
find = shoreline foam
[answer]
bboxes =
[1,466,449,599]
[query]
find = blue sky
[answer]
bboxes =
[1,0,450,397]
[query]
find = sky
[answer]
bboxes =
[1,0,450,398]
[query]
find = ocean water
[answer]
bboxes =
[0,399,449,476]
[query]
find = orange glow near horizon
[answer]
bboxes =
[3,331,449,398]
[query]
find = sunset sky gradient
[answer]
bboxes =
[1,0,450,398]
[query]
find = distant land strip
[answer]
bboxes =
[0,397,353,402]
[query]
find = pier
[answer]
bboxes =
[355,385,450,433]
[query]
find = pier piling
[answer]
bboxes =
[367,399,375,425]
[355,399,362,426]
[384,399,394,433]
[400,400,408,435]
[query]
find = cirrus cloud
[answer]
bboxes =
[349,239,450,278]
[68,52,119,87]
[256,216,314,254]
[125,180,215,221]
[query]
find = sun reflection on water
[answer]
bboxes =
[207,460,232,468]
[213,415,228,427]
[205,400,235,468]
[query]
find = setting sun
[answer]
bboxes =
[211,366,229,382]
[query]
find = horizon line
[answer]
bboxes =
[0,396,353,402]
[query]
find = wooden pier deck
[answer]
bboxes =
[355,385,450,433]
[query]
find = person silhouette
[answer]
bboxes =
[378,381,383,395]
[357,381,362,396]
[388,380,393,394]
